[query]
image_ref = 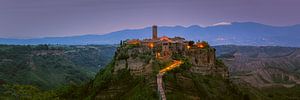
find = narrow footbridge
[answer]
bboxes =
[157,60,183,100]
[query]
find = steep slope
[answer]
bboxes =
[3,44,300,99]
[215,45,300,87]
[56,43,262,100]
[0,45,116,89]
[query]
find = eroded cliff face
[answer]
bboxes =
[73,44,248,100]
[113,44,228,77]
[215,45,300,88]
[114,45,154,76]
[183,48,228,77]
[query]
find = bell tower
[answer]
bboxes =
[152,25,158,40]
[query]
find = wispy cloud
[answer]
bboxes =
[211,22,232,26]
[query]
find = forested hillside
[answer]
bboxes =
[0,45,116,90]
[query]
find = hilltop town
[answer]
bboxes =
[4,26,299,100]
[110,25,229,100]
[115,25,228,77]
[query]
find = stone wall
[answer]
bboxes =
[183,48,228,77]
[183,48,215,66]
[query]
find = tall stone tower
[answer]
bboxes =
[152,25,158,40]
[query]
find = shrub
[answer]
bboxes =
[118,52,129,60]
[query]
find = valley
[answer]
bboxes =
[0,45,116,90]
[215,45,300,88]
[1,0,299,99]
[1,44,300,99]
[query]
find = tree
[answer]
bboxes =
[188,41,194,46]
[120,40,123,46]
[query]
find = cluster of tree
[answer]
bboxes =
[0,45,116,98]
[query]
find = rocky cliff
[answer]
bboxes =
[113,43,228,78]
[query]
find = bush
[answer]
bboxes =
[171,53,184,60]
[215,59,226,68]
[118,52,129,60]
[126,44,139,49]
[180,58,192,70]
[0,84,58,99]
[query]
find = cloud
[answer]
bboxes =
[211,22,232,26]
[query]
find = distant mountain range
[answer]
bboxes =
[1,22,300,47]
